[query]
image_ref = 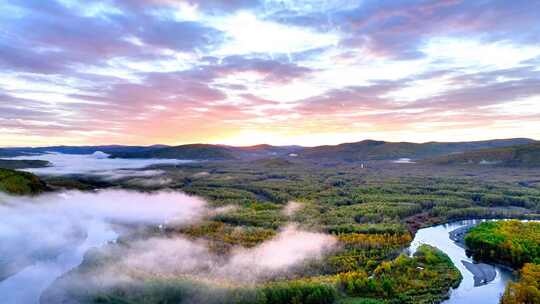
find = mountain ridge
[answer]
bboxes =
[0,138,536,161]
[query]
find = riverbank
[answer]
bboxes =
[409,219,519,304]
[448,225,473,248]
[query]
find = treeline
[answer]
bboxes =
[464,221,540,268]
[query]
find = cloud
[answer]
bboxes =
[112,0,261,14]
[0,0,224,74]
[217,55,314,83]
[1,0,540,145]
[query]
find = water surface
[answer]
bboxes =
[409,220,515,304]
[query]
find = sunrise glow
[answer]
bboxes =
[1,0,539,146]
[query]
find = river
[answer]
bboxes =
[409,220,516,304]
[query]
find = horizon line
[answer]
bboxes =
[1,137,537,149]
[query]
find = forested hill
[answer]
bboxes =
[109,144,303,160]
[1,138,535,162]
[106,138,535,161]
[428,143,540,167]
[110,144,236,160]
[0,168,48,195]
[297,138,536,161]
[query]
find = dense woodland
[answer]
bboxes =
[2,157,540,303]
[29,159,540,304]
[465,221,540,268]
[465,221,540,304]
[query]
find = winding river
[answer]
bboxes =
[409,220,516,304]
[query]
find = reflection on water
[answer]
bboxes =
[392,158,416,164]
[409,220,515,304]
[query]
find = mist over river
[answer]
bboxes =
[0,190,207,304]
[0,189,338,304]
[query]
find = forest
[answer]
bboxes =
[465,220,540,268]
[30,160,539,304]
[465,221,540,304]
[3,158,540,304]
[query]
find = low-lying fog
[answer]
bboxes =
[0,190,206,304]
[3,152,191,179]
[0,189,337,304]
[114,224,336,283]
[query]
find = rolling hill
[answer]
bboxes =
[297,138,536,162]
[1,138,536,162]
[427,143,540,167]
[109,144,302,160]
[108,139,535,161]
[110,144,237,160]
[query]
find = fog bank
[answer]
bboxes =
[118,225,337,283]
[0,190,207,304]
[3,152,192,178]
[0,189,338,303]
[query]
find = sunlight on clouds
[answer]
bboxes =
[256,81,326,102]
[0,132,78,147]
[11,92,104,106]
[481,95,540,115]
[490,120,540,139]
[382,75,457,103]
[315,57,430,88]
[0,73,81,94]
[423,38,540,70]
[212,11,338,55]
[15,119,70,128]
[107,53,195,73]
[264,0,359,14]
[171,1,200,21]
[1,1,539,146]
[76,1,123,17]
[76,64,143,83]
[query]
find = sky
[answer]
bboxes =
[0,0,539,147]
